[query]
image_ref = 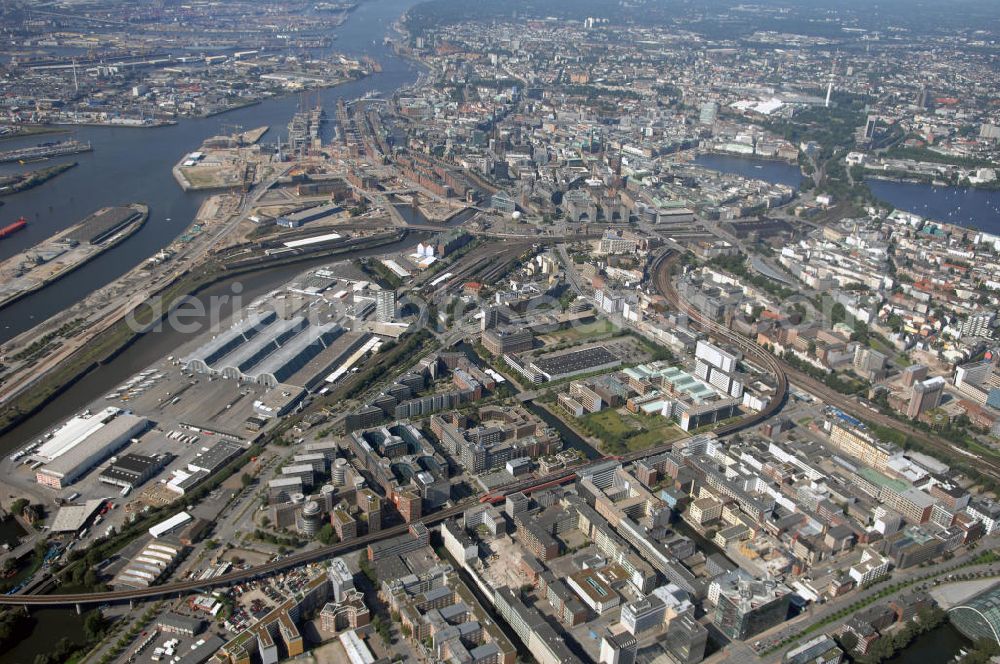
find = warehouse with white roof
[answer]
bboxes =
[35,407,123,461]
[149,511,193,539]
[34,410,150,489]
[113,540,184,589]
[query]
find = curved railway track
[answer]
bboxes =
[650,251,788,436]
[651,251,1000,482]
[11,248,995,608]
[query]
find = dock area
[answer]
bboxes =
[0,139,92,164]
[240,126,269,144]
[0,203,148,310]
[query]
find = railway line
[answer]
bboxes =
[425,240,532,298]
[650,251,788,436]
[0,510,453,607]
[651,251,1000,482]
[13,247,991,609]
[0,446,676,607]
[782,362,1000,480]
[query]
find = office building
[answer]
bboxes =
[376,289,397,323]
[599,626,637,664]
[481,326,534,355]
[493,587,576,664]
[620,594,666,635]
[907,376,945,419]
[664,613,708,664]
[217,566,331,664]
[827,419,899,471]
[853,346,887,380]
[712,571,791,641]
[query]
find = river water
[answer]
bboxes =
[0,0,426,344]
[0,0,428,448]
[0,3,430,657]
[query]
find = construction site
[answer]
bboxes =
[172,125,272,192]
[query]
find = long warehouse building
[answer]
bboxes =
[34,406,123,462]
[185,310,278,370]
[35,410,150,489]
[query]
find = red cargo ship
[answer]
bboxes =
[0,217,27,239]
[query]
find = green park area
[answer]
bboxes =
[579,408,687,454]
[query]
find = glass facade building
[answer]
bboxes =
[950,586,1000,645]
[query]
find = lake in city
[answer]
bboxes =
[694,153,1000,233]
[867,178,1000,234]
[694,153,805,189]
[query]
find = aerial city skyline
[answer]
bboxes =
[0,1,998,663]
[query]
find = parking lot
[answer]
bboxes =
[104,361,270,440]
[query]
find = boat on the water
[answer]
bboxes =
[0,217,27,239]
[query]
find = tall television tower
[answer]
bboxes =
[824,57,836,108]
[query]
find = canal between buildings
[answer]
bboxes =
[885,620,971,664]
[449,340,603,461]
[524,401,602,460]
[1,607,88,664]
